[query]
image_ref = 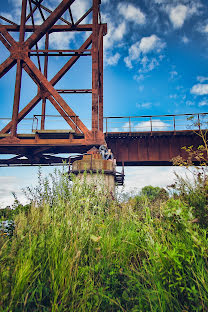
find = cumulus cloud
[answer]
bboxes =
[168,5,188,28]
[170,70,178,80]
[166,3,201,29]
[0,176,27,207]
[134,74,146,82]
[140,35,165,53]
[198,21,208,34]
[105,52,120,66]
[139,57,159,73]
[49,32,75,49]
[121,119,170,132]
[186,100,195,106]
[136,102,152,109]
[204,24,208,33]
[169,94,177,99]
[191,84,208,95]
[103,14,127,51]
[118,3,146,25]
[197,76,208,83]
[199,100,208,107]
[124,35,166,69]
[135,119,170,131]
[123,166,194,194]
[182,36,189,43]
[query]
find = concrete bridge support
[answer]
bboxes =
[71,147,124,193]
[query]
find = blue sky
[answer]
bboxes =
[0,0,208,206]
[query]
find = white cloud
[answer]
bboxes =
[105,52,120,66]
[138,85,144,92]
[169,94,177,99]
[186,100,195,106]
[169,5,188,28]
[182,36,189,44]
[121,119,170,132]
[140,35,165,53]
[113,22,126,41]
[135,119,170,131]
[124,35,166,69]
[139,57,159,73]
[199,100,208,107]
[8,0,22,8]
[191,84,208,95]
[103,14,127,52]
[134,74,146,81]
[204,24,208,33]
[170,70,178,80]
[0,176,27,207]
[136,102,152,109]
[49,32,75,49]
[123,167,194,194]
[118,3,146,25]
[197,76,208,83]
[167,3,200,29]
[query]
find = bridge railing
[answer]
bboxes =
[0,113,208,135]
[104,113,208,134]
[0,115,92,134]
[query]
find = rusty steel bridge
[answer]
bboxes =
[0,0,204,167]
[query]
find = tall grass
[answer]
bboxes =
[0,168,208,311]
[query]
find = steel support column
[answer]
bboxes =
[92,0,99,132]
[11,0,27,137]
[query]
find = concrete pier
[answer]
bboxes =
[71,147,124,193]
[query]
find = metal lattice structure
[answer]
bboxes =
[0,0,106,165]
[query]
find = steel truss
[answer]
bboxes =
[0,0,107,166]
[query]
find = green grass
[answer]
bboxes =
[0,168,208,311]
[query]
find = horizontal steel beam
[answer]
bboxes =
[1,23,107,33]
[56,89,92,94]
[0,130,203,166]
[106,131,203,166]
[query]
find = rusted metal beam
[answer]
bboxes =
[25,0,76,49]
[47,96,82,133]
[57,89,92,94]
[0,16,17,26]
[68,7,74,25]
[1,24,95,32]
[98,26,103,132]
[29,50,91,56]
[11,0,27,137]
[0,131,202,166]
[75,7,93,26]
[0,26,17,46]
[31,0,72,26]
[92,0,99,132]
[0,0,106,156]
[0,35,92,134]
[0,33,11,50]
[25,0,44,22]
[28,0,42,72]
[24,56,89,133]
[41,32,49,130]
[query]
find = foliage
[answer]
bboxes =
[141,185,169,201]
[171,118,208,228]
[0,167,208,311]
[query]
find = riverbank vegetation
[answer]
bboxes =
[0,164,208,311]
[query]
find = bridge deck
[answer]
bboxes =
[0,130,201,166]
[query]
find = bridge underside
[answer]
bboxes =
[0,130,201,166]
